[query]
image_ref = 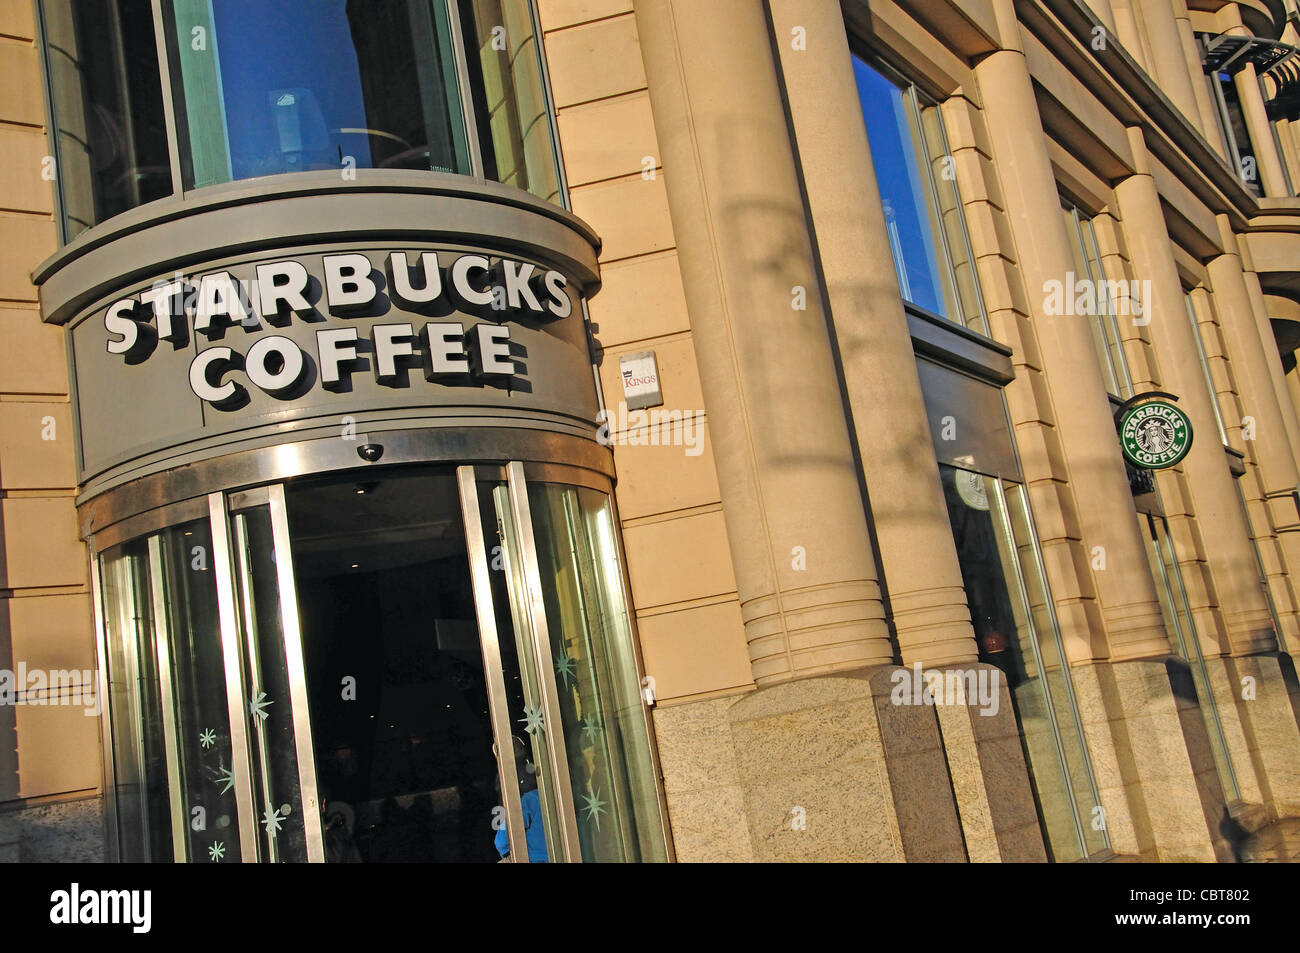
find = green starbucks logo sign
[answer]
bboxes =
[1119,398,1193,469]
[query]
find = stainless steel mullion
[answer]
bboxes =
[492,487,565,863]
[907,87,962,324]
[600,489,676,860]
[232,514,277,862]
[558,488,631,844]
[505,461,583,862]
[207,492,258,861]
[988,478,1090,859]
[88,557,122,862]
[149,0,185,198]
[526,0,571,209]
[444,0,485,179]
[116,555,149,861]
[456,467,529,862]
[266,484,325,863]
[146,535,189,862]
[1009,481,1109,853]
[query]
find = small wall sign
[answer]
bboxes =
[619,350,663,410]
[1118,395,1194,470]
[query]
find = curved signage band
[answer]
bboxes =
[1117,393,1194,470]
[33,172,608,531]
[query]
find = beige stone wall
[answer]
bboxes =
[0,0,99,825]
[536,1,755,705]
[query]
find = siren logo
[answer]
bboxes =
[1119,398,1193,470]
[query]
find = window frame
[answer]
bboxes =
[849,48,991,337]
[1183,288,1231,446]
[1060,201,1134,400]
[36,0,570,244]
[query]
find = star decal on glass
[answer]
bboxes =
[208,841,226,862]
[580,784,607,832]
[518,705,545,736]
[199,728,216,749]
[215,766,236,795]
[555,651,577,689]
[581,714,602,744]
[261,804,284,838]
[249,692,273,722]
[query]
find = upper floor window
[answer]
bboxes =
[1199,32,1300,198]
[1208,68,1264,197]
[850,54,988,336]
[39,0,562,242]
[1060,201,1132,400]
[1184,290,1230,445]
[39,0,172,239]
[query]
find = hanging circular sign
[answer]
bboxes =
[955,469,990,511]
[1119,398,1194,470]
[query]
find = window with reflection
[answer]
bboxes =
[1201,53,1264,197]
[940,465,1106,862]
[850,53,987,335]
[1060,202,1132,400]
[40,0,172,239]
[39,0,566,240]
[99,517,248,862]
[163,0,472,186]
[524,484,667,862]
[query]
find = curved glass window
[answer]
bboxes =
[39,0,565,241]
[39,0,172,239]
[94,468,669,863]
[163,0,471,186]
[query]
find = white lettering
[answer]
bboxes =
[322,254,378,315]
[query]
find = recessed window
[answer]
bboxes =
[850,54,988,335]
[1184,290,1230,445]
[1060,202,1133,400]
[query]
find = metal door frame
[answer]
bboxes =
[90,460,670,863]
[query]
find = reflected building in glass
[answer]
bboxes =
[3,0,1300,863]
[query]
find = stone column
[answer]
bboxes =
[1084,0,1118,35]
[1110,0,1152,70]
[1207,217,1300,609]
[1234,62,1289,197]
[633,0,895,685]
[975,0,1171,660]
[1114,128,1277,655]
[766,0,1048,863]
[1172,0,1224,149]
[1239,240,1300,460]
[767,0,978,667]
[1136,0,1202,125]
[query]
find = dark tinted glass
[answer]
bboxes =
[41,0,173,238]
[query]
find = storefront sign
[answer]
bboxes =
[618,350,663,410]
[101,251,574,410]
[1118,396,1193,470]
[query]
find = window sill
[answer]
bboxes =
[905,302,1015,386]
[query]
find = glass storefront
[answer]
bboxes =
[939,465,1106,862]
[1138,510,1241,803]
[38,0,563,240]
[93,464,669,863]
